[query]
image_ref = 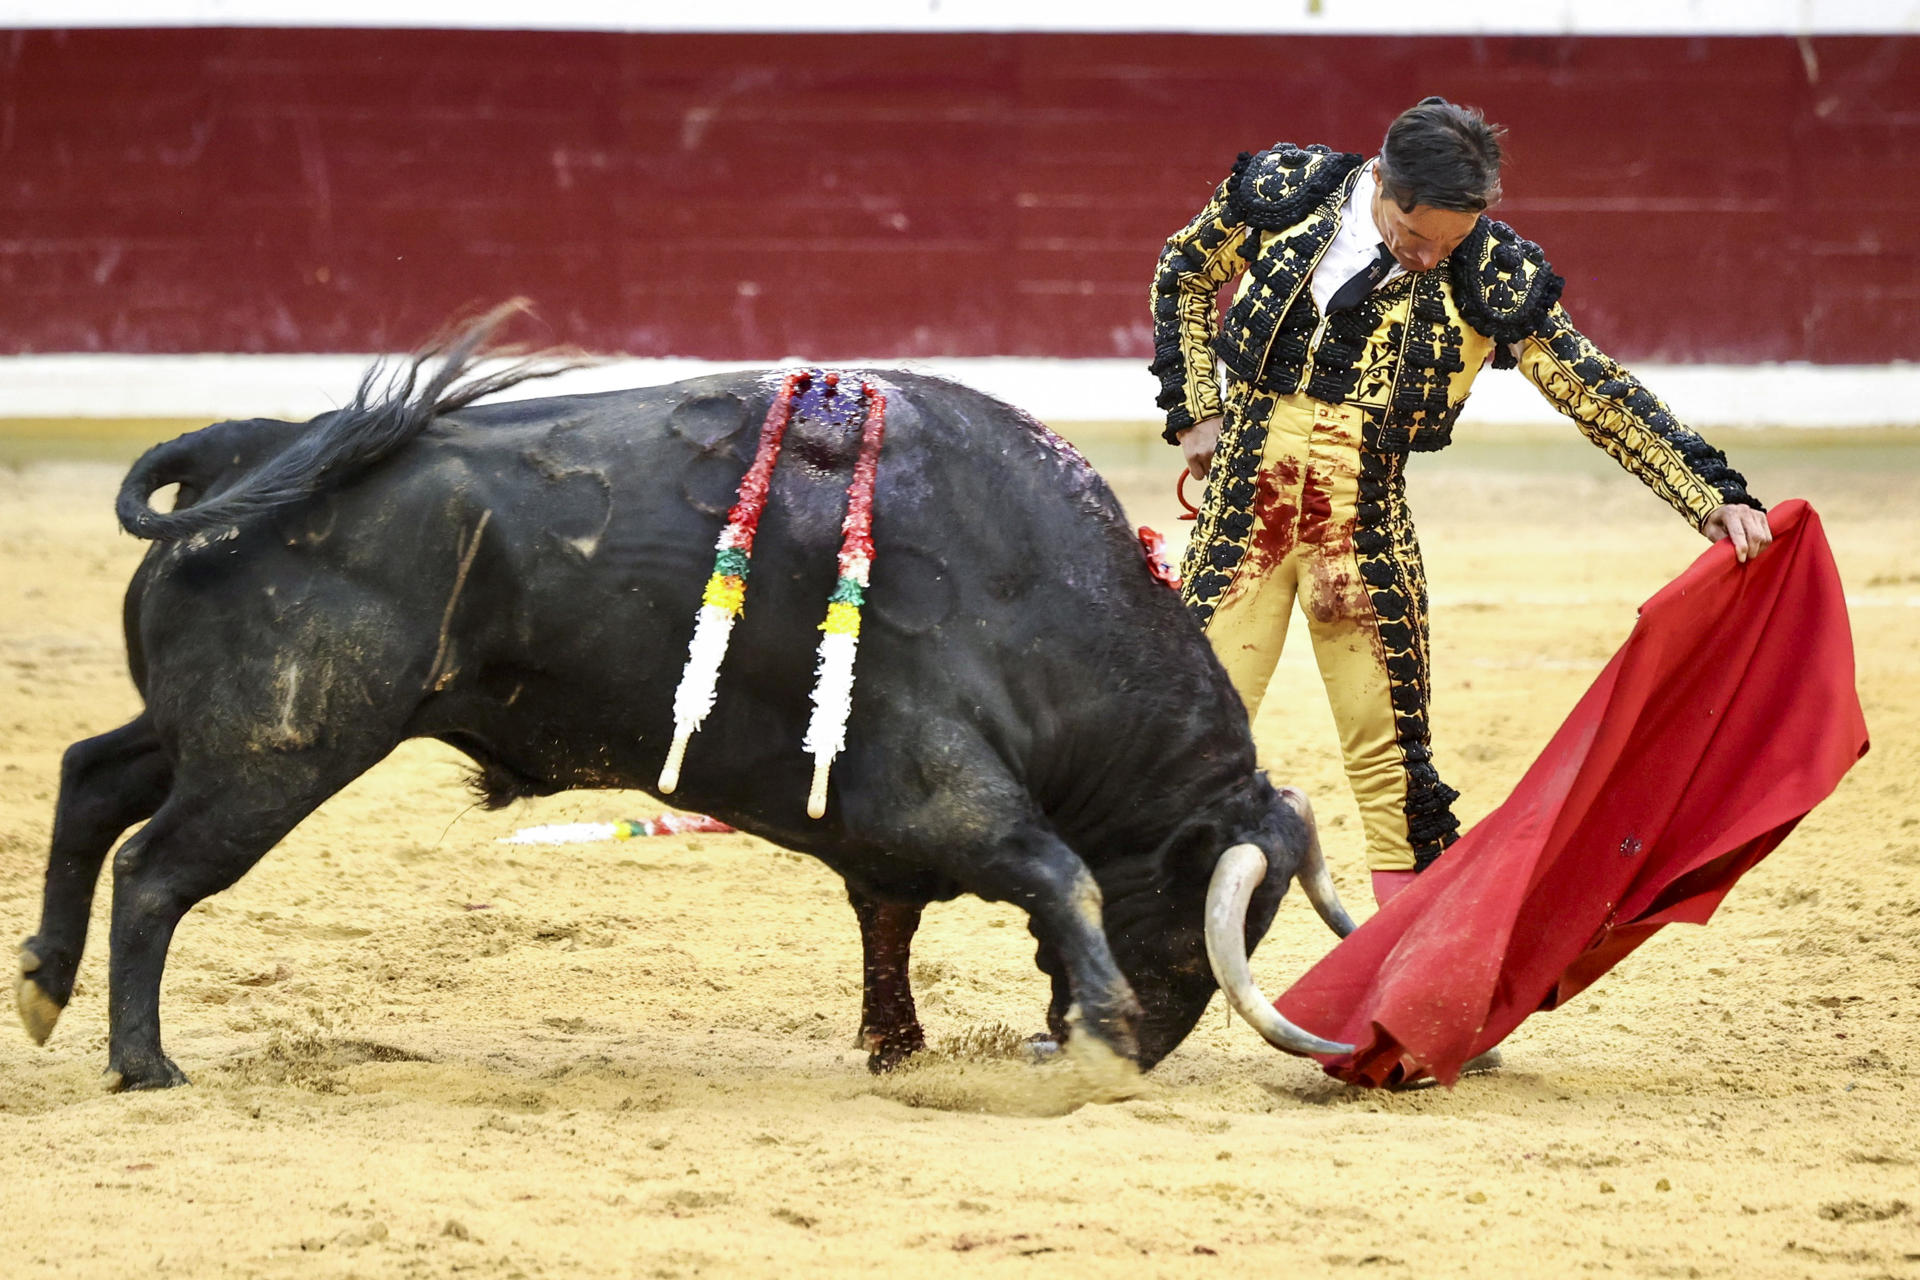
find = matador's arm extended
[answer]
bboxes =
[1514,304,1765,528]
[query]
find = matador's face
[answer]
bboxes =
[1370,179,1481,274]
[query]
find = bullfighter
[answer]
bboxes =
[1151,97,1772,906]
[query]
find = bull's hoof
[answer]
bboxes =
[1062,1005,1145,1101]
[861,1024,926,1074]
[15,947,63,1045]
[1023,1033,1062,1065]
[103,1056,189,1092]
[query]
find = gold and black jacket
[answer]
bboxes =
[1150,143,1761,527]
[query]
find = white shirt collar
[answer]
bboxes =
[1309,158,1405,314]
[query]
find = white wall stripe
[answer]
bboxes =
[2,355,1915,427]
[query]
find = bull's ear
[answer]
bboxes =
[1147,811,1213,872]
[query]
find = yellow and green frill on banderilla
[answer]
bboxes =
[822,575,864,638]
[701,546,750,617]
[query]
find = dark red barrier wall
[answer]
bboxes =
[3,28,1915,361]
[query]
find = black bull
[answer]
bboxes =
[17,325,1353,1090]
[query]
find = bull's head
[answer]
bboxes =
[1099,780,1355,1067]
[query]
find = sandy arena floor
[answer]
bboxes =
[0,420,1915,1278]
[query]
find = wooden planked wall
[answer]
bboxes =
[2,28,1914,362]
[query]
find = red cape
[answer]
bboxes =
[1276,499,1868,1088]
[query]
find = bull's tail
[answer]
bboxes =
[116,431,223,541]
[116,301,586,542]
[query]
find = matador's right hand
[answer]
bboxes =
[1178,417,1222,480]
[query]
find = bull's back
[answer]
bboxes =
[426,372,1239,782]
[435,370,1172,672]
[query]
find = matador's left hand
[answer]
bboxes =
[1702,504,1773,563]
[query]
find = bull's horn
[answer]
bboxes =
[1277,787,1357,939]
[1204,843,1355,1057]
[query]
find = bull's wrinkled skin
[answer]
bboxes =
[20,357,1312,1090]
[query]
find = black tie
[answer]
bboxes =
[1327,244,1394,313]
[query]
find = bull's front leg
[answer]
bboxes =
[846,887,926,1072]
[969,826,1144,1070]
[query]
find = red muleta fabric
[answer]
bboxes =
[1275,500,1868,1088]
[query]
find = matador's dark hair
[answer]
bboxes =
[1377,97,1506,213]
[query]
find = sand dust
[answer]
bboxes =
[1,426,1915,1278]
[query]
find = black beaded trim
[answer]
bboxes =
[1304,276,1408,406]
[1351,451,1460,869]
[1368,273,1469,451]
[1225,255,1471,452]
[1447,219,1565,365]
[1213,215,1340,388]
[1237,290,1319,392]
[1227,144,1366,230]
[1178,383,1272,629]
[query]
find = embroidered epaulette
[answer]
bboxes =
[1226,143,1365,230]
[1447,219,1565,360]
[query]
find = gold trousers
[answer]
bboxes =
[1180,383,1460,871]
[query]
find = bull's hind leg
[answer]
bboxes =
[19,715,173,1044]
[847,887,926,1072]
[102,758,372,1090]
